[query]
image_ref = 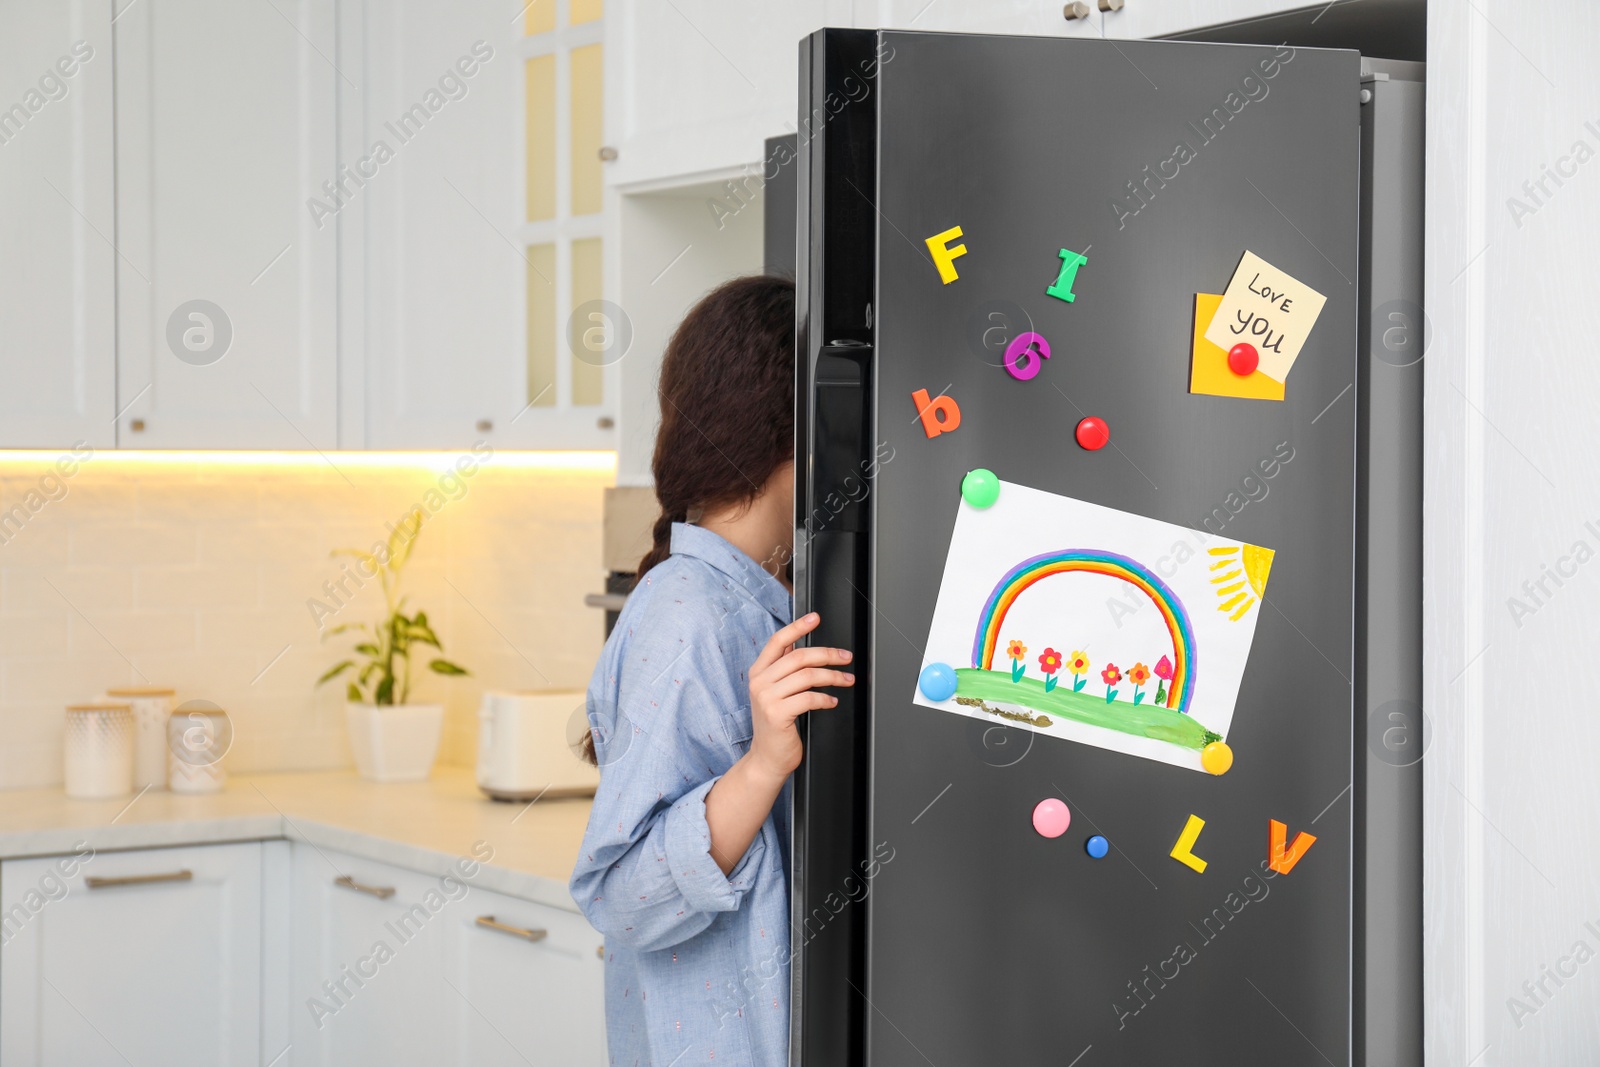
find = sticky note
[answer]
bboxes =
[1190,294,1285,401]
[1203,251,1327,383]
[1169,814,1208,873]
[1267,819,1317,874]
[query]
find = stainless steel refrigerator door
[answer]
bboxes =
[803,28,1361,1067]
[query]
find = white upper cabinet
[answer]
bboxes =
[1100,0,1296,40]
[0,3,115,449]
[877,0,1104,38]
[606,0,853,190]
[356,0,616,450]
[605,1,1103,191]
[113,0,339,449]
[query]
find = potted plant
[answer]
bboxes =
[317,508,468,781]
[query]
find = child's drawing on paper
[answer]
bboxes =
[913,482,1275,773]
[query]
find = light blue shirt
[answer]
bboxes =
[571,523,793,1067]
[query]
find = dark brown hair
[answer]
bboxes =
[634,274,796,581]
[579,275,795,766]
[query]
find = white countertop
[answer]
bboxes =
[0,768,594,913]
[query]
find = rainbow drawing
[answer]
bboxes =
[971,550,1197,710]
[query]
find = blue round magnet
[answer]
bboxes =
[1086,835,1110,859]
[918,662,958,702]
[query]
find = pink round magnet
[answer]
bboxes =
[1032,798,1071,839]
[1003,332,1052,381]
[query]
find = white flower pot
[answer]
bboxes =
[345,702,443,782]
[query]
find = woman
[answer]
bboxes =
[571,275,853,1066]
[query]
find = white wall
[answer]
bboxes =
[1425,2,1600,1063]
[0,453,610,787]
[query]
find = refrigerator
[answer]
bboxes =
[790,27,1423,1067]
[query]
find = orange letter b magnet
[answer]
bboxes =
[911,388,961,439]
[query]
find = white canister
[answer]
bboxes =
[105,686,174,790]
[63,703,133,799]
[168,705,229,794]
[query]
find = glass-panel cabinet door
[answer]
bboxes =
[361,0,613,450]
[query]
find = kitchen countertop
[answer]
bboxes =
[0,768,594,913]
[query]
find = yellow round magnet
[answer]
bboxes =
[1201,741,1234,776]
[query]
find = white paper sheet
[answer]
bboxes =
[912,481,1275,773]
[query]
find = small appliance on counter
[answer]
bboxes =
[476,690,600,801]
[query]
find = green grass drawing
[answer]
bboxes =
[952,668,1220,751]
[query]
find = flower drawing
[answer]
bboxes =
[1128,662,1151,705]
[1153,655,1173,707]
[1101,663,1121,704]
[1007,639,1028,683]
[1038,647,1063,692]
[1068,649,1090,692]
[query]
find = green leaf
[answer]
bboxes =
[408,623,441,648]
[331,547,381,575]
[358,662,380,685]
[429,658,469,677]
[323,621,368,635]
[317,660,354,685]
[353,643,381,658]
[375,675,395,706]
[387,509,425,570]
[346,682,362,702]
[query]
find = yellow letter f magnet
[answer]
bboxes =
[925,225,967,284]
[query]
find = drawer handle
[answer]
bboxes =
[334,875,396,900]
[475,915,548,943]
[86,869,193,889]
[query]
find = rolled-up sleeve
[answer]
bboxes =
[661,777,767,912]
[570,637,770,953]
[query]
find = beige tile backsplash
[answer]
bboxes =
[0,451,613,789]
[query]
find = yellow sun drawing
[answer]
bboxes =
[1206,544,1275,621]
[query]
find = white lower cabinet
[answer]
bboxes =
[0,840,283,1066]
[288,846,457,1063]
[448,883,607,1066]
[288,843,606,1066]
[0,839,603,1064]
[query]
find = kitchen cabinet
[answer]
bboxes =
[0,3,116,449]
[605,0,1100,192]
[354,0,618,451]
[1100,0,1307,41]
[289,842,607,1065]
[288,846,457,1064]
[606,1,848,190]
[112,0,339,449]
[0,841,280,1065]
[447,884,606,1065]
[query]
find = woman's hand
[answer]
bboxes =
[746,612,854,784]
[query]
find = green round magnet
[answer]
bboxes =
[961,468,1000,508]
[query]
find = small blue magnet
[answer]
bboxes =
[1086,835,1110,859]
[918,662,958,702]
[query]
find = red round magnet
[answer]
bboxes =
[1227,342,1259,376]
[1075,416,1110,451]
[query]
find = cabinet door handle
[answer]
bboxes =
[475,915,548,943]
[86,869,193,889]
[334,875,396,900]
